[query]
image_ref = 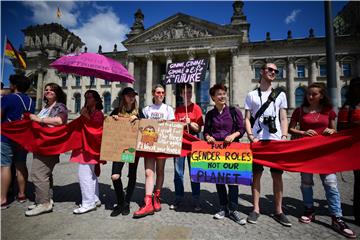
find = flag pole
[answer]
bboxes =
[1,35,7,82]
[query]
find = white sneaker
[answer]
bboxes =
[95,200,101,207]
[25,203,53,216]
[73,204,97,214]
[28,199,54,210]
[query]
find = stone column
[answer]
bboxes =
[309,56,318,84]
[36,70,44,111]
[111,81,117,110]
[127,55,135,88]
[231,49,241,107]
[209,49,217,87]
[287,57,296,109]
[165,52,173,106]
[145,54,153,106]
[336,58,342,108]
[66,74,74,113]
[187,50,196,103]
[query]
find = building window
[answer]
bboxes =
[319,64,327,77]
[295,87,305,107]
[297,65,305,78]
[341,86,349,106]
[61,76,67,87]
[75,76,81,87]
[105,80,110,85]
[90,76,95,86]
[104,92,111,113]
[342,63,351,77]
[276,67,284,79]
[254,67,261,80]
[74,93,81,113]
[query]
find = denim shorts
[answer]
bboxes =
[1,140,28,167]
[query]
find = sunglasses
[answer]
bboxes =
[264,67,279,74]
[155,91,165,95]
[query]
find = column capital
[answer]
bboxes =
[187,49,195,60]
[287,57,296,64]
[309,55,319,62]
[164,51,173,61]
[127,54,135,62]
[230,48,239,56]
[265,57,274,64]
[208,49,216,57]
[145,53,153,61]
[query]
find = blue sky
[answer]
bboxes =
[1,1,348,86]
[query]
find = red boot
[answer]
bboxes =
[153,189,161,212]
[133,195,154,218]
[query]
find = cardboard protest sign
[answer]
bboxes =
[136,119,183,155]
[100,117,138,163]
[164,59,208,85]
[190,141,253,185]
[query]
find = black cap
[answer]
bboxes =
[121,87,138,96]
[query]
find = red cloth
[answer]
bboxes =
[2,115,360,173]
[175,103,204,127]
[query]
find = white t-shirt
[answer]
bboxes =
[142,103,175,120]
[244,89,287,140]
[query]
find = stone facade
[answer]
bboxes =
[16,1,360,119]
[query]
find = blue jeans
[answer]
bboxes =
[300,173,342,217]
[173,156,200,200]
[1,140,27,167]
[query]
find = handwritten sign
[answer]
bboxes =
[100,117,138,163]
[164,59,208,84]
[136,119,183,155]
[190,141,253,185]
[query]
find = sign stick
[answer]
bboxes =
[184,84,189,133]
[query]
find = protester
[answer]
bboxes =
[289,82,356,238]
[1,75,34,209]
[25,83,68,216]
[203,83,246,225]
[71,90,104,214]
[170,83,204,211]
[133,84,175,218]
[110,87,140,217]
[244,63,291,226]
[338,77,360,227]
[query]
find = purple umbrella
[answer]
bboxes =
[50,52,134,83]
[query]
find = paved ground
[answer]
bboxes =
[1,152,359,240]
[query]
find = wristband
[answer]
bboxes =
[248,134,254,136]
[41,118,44,124]
[281,135,287,138]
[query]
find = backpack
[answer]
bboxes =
[7,93,32,122]
[206,106,241,142]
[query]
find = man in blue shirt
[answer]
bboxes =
[1,74,35,209]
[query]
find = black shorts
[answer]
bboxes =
[252,139,283,174]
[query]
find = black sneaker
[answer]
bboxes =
[273,213,292,227]
[110,205,123,217]
[169,199,182,211]
[122,204,130,216]
[229,210,246,225]
[247,211,260,224]
[331,216,357,239]
[213,206,229,220]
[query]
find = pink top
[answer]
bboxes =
[291,107,336,135]
[70,110,104,164]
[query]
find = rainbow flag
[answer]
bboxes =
[5,39,26,69]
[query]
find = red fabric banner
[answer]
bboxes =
[2,114,360,173]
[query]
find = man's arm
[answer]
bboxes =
[245,109,258,142]
[279,108,288,140]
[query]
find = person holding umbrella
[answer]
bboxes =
[71,90,104,214]
[25,83,68,217]
[133,84,175,218]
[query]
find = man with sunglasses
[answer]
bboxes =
[244,63,291,227]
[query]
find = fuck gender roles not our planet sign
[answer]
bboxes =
[190,141,253,186]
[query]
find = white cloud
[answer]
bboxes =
[70,11,130,53]
[285,9,301,24]
[22,1,79,28]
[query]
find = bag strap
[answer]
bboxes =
[253,88,283,124]
[229,106,239,132]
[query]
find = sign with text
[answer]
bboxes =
[190,141,253,185]
[100,117,138,163]
[164,59,208,84]
[136,119,184,155]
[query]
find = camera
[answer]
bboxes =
[263,116,277,133]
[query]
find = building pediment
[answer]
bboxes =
[123,13,241,45]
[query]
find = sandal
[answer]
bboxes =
[299,207,315,224]
[332,216,357,239]
[17,195,27,203]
